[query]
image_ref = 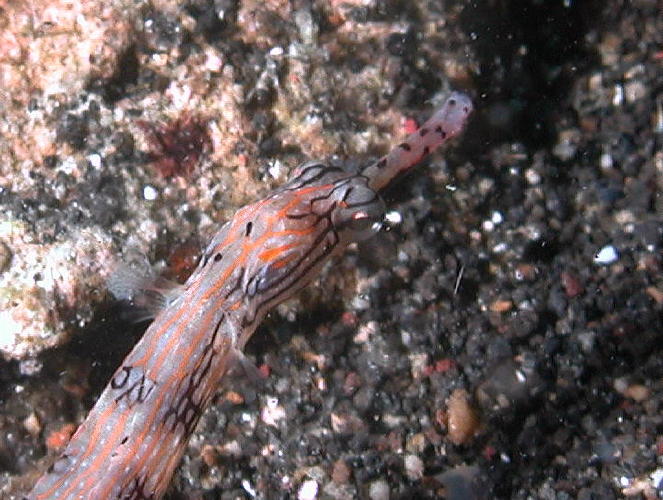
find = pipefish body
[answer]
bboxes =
[28,92,473,499]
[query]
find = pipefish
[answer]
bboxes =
[28,92,473,499]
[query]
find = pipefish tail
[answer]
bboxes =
[28,92,473,500]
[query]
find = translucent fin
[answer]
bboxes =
[107,250,184,320]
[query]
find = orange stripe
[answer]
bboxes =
[40,181,337,498]
[58,408,130,499]
[114,302,223,493]
[36,403,118,499]
[110,197,284,489]
[258,242,300,262]
[148,343,233,491]
[272,251,300,269]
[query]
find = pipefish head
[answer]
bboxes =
[282,161,386,244]
[192,161,385,335]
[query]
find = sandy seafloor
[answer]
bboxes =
[0,0,661,498]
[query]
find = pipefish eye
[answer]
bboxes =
[333,182,385,242]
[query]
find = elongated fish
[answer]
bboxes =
[29,92,473,499]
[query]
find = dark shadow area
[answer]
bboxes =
[461,0,602,148]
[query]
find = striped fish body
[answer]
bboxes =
[29,92,472,499]
[30,166,383,500]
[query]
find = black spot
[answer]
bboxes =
[386,30,417,57]
[245,221,253,237]
[423,146,430,156]
[435,126,447,138]
[419,127,429,137]
[185,0,236,43]
[214,253,223,262]
[56,113,89,150]
[111,366,131,389]
[449,98,457,106]
[120,436,129,445]
[377,158,387,168]
[89,45,139,103]
[399,142,412,151]
[43,155,59,168]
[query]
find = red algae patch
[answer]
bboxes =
[138,113,212,178]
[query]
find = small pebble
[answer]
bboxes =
[645,286,663,304]
[612,84,624,106]
[491,211,504,224]
[298,479,318,500]
[613,377,651,402]
[404,454,424,480]
[242,479,257,497]
[87,153,102,168]
[489,299,513,313]
[368,479,390,500]
[651,468,663,489]
[514,263,537,281]
[406,433,426,454]
[200,444,219,467]
[525,168,541,185]
[19,358,43,376]
[446,389,480,445]
[561,271,584,297]
[600,152,613,169]
[435,465,481,500]
[143,185,158,201]
[331,459,350,483]
[623,384,651,402]
[22,412,41,436]
[594,245,618,265]
[261,397,286,427]
[225,390,245,405]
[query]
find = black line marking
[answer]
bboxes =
[342,186,353,202]
[223,266,245,300]
[286,212,314,220]
[113,368,156,407]
[248,209,338,319]
[162,325,220,436]
[297,163,327,179]
[289,164,344,189]
[111,366,131,389]
[244,273,257,297]
[343,191,380,209]
[308,178,354,205]
[245,222,253,237]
